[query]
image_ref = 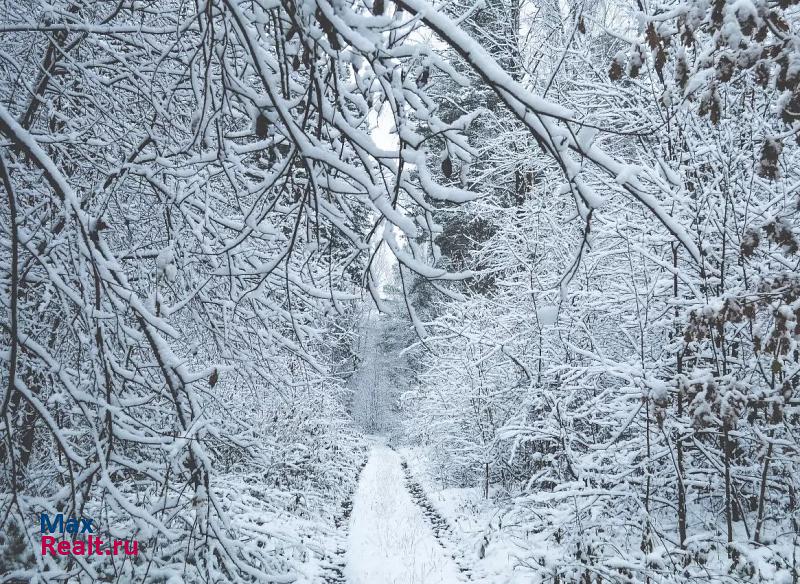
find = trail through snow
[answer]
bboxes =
[345,444,464,584]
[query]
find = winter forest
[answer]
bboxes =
[1,0,799,582]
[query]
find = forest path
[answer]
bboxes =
[344,444,465,584]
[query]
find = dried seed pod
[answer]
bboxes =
[609,54,624,81]
[709,94,721,124]
[711,0,725,27]
[645,22,659,49]
[741,229,760,257]
[769,11,789,32]
[716,54,734,82]
[441,156,453,178]
[735,6,757,35]
[771,219,799,253]
[675,53,689,88]
[681,26,694,47]
[781,90,800,124]
[757,138,782,180]
[627,45,645,78]
[255,112,269,138]
[754,61,770,87]
[655,47,667,79]
[416,66,429,88]
[776,57,793,91]
[609,60,623,81]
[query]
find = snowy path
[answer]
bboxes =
[344,444,465,584]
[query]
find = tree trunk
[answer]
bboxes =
[723,423,734,548]
[754,442,772,543]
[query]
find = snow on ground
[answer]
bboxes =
[401,448,535,584]
[345,444,465,584]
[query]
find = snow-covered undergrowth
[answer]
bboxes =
[400,3,800,575]
[401,448,532,584]
[405,445,799,584]
[1,385,366,583]
[403,198,800,583]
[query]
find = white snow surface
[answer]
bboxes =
[345,444,464,584]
